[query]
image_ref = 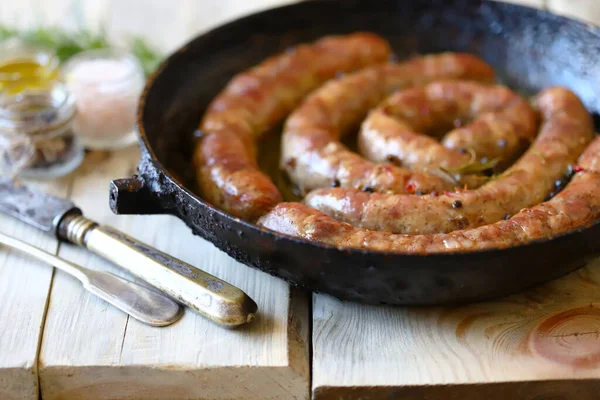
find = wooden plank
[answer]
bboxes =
[312,1,600,398]
[313,261,600,399]
[106,0,299,51]
[495,0,547,8]
[0,2,74,398]
[548,0,600,25]
[0,0,307,398]
[38,149,309,400]
[0,178,71,400]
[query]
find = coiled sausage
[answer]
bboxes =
[259,89,599,252]
[305,88,593,234]
[281,53,496,196]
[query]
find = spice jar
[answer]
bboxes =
[62,49,145,150]
[0,80,84,179]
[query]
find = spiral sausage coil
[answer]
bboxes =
[193,33,599,253]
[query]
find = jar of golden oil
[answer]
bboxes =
[0,39,60,92]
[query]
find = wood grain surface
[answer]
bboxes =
[0,1,308,399]
[313,263,600,399]
[1,0,600,399]
[0,179,71,400]
[34,149,308,400]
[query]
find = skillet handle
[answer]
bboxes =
[110,176,165,215]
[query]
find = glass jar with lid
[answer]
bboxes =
[62,48,145,150]
[0,80,84,179]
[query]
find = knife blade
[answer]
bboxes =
[0,177,257,327]
[0,177,79,233]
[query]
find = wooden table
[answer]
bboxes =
[1,1,600,399]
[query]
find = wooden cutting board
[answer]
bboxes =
[1,1,600,400]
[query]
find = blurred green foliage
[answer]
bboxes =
[0,25,162,76]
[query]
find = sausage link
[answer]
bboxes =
[194,33,392,221]
[259,101,600,253]
[358,81,537,171]
[305,88,593,234]
[281,53,496,195]
[259,168,600,253]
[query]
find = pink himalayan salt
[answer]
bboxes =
[65,57,144,141]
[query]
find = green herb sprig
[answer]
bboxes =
[0,25,162,76]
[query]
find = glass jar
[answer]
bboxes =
[62,49,145,150]
[0,39,60,92]
[0,80,84,179]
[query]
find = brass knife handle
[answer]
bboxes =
[59,213,257,327]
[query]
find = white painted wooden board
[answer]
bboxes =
[0,0,308,399]
[3,0,600,399]
[312,1,600,398]
[498,0,547,7]
[0,178,71,400]
[38,150,308,400]
[548,0,600,25]
[313,263,600,399]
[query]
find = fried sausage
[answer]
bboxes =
[281,53,496,195]
[260,89,600,253]
[194,33,392,221]
[259,134,600,253]
[259,168,600,253]
[358,81,537,171]
[305,88,593,234]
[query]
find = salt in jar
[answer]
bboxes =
[62,49,145,150]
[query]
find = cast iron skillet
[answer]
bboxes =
[110,0,600,305]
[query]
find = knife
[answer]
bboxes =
[0,231,183,327]
[0,177,257,327]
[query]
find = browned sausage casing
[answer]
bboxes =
[281,53,496,195]
[259,90,600,253]
[305,88,593,234]
[194,33,392,221]
[358,81,537,171]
